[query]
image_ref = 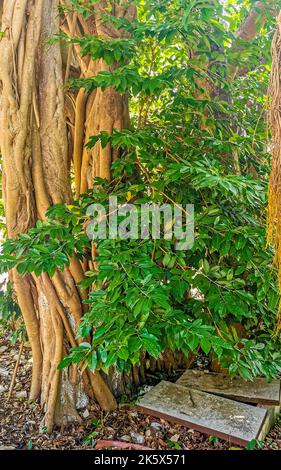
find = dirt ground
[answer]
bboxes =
[0,332,280,451]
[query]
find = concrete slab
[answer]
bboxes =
[257,403,280,441]
[137,380,267,446]
[176,369,280,405]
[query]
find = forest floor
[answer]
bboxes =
[0,330,281,451]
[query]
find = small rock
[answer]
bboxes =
[138,385,153,396]
[170,434,180,442]
[120,435,131,442]
[145,429,151,437]
[0,446,16,450]
[26,420,36,426]
[0,345,8,353]
[0,367,9,377]
[76,392,89,410]
[130,432,145,445]
[16,390,28,399]
[14,353,25,364]
[169,428,177,434]
[150,422,162,430]
[0,385,5,394]
[82,409,89,418]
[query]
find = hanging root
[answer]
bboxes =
[7,341,24,400]
[267,12,281,329]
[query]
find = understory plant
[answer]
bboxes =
[0,0,281,431]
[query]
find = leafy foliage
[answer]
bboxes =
[1,0,281,380]
[0,282,25,344]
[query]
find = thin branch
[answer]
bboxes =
[7,341,24,401]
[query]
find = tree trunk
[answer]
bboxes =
[267,11,281,327]
[0,0,136,431]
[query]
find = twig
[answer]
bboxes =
[64,11,78,84]
[7,341,24,401]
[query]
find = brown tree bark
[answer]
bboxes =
[236,1,276,42]
[0,0,136,432]
[60,0,135,194]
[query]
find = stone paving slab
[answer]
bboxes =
[137,380,268,446]
[176,369,281,405]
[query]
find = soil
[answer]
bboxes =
[0,331,280,451]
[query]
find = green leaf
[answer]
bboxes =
[89,350,97,372]
[105,351,118,368]
[58,356,72,370]
[128,337,142,353]
[200,337,211,355]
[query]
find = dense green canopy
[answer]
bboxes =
[1,0,281,385]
